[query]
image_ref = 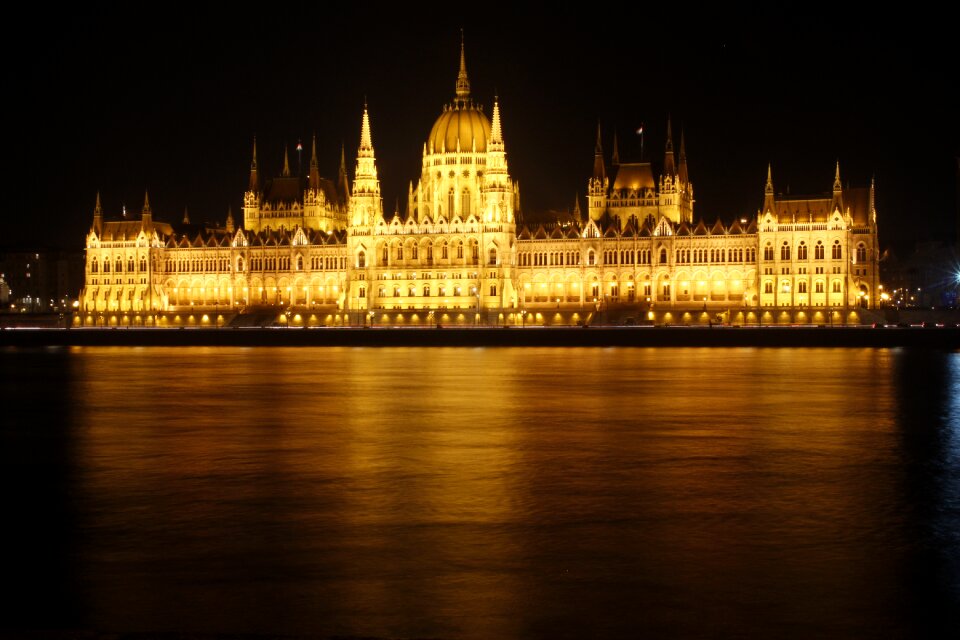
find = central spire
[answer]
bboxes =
[455,30,470,102]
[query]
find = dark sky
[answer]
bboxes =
[10,7,958,255]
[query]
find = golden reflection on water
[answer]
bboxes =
[61,347,940,638]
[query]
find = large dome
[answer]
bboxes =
[428,103,491,154]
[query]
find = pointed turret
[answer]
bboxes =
[763,163,776,214]
[663,115,676,176]
[226,206,235,233]
[182,205,190,224]
[573,193,582,220]
[455,30,471,102]
[350,103,382,226]
[308,134,320,190]
[869,175,876,223]
[282,145,291,177]
[248,137,259,192]
[359,103,374,157]
[831,160,843,212]
[611,131,620,166]
[490,96,503,145]
[141,190,153,228]
[337,142,350,205]
[92,191,103,234]
[678,129,688,184]
[593,121,606,182]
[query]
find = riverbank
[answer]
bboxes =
[1,325,958,348]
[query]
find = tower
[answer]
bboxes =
[349,103,382,227]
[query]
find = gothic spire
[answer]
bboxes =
[455,30,470,101]
[182,205,190,224]
[663,115,676,176]
[491,96,503,144]
[225,205,235,233]
[248,137,259,192]
[765,163,773,193]
[142,190,151,215]
[593,121,606,182]
[612,131,620,166]
[282,145,291,177]
[678,128,688,184]
[763,164,776,214]
[833,160,842,191]
[359,103,374,157]
[309,134,320,190]
[92,191,102,234]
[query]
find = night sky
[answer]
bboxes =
[10,7,958,255]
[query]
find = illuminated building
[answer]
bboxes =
[78,42,880,327]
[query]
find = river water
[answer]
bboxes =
[2,347,958,638]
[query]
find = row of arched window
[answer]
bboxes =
[761,240,865,262]
[675,247,756,264]
[763,280,844,294]
[90,256,147,273]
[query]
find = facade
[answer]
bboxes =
[78,44,880,327]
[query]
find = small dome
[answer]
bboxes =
[427,103,491,154]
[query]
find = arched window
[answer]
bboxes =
[457,242,463,259]
[128,257,135,272]
[423,284,431,297]
[412,244,418,260]
[116,258,123,272]
[408,285,416,297]
[832,240,842,260]
[488,247,497,265]
[856,244,867,263]
[815,241,824,260]
[382,246,389,263]
[815,280,824,293]
[588,250,596,266]
[461,189,471,217]
[797,242,807,260]
[237,256,245,272]
[91,258,98,273]
[448,188,455,216]
[764,244,774,261]
[798,281,808,293]
[660,248,667,264]
[296,255,303,270]
[780,242,790,261]
[832,280,842,293]
[358,251,366,268]
[442,243,449,259]
[764,281,773,294]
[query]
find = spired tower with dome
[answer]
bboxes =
[345,38,518,321]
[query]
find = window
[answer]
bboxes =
[457,243,463,259]
[489,284,497,296]
[359,287,365,298]
[798,281,807,294]
[780,242,790,261]
[462,189,470,217]
[393,286,400,297]
[856,244,867,263]
[832,280,842,293]
[358,251,366,268]
[412,244,418,260]
[662,283,671,298]
[448,188,455,217]
[764,244,774,261]
[832,240,842,260]
[588,250,596,266]
[296,256,303,270]
[488,248,497,265]
[815,281,824,293]
[798,242,807,260]
[764,281,773,294]
[91,258,98,273]
[116,258,123,272]
[660,248,667,264]
[815,241,824,260]
[423,284,431,297]
[442,244,449,259]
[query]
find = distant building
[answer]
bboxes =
[0,249,83,312]
[78,41,880,327]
